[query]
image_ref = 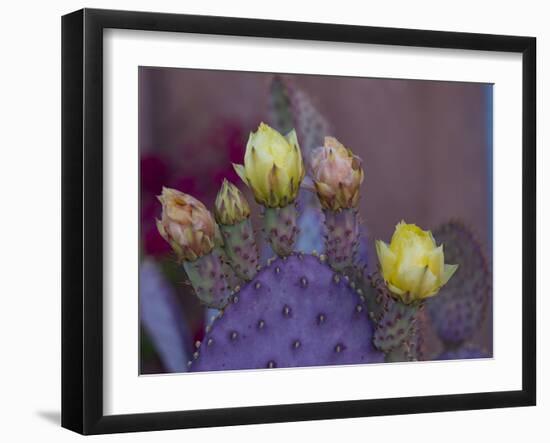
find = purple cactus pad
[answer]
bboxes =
[190,254,384,372]
[427,222,490,346]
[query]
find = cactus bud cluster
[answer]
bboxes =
[154,118,462,365]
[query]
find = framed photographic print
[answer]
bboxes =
[61,8,536,435]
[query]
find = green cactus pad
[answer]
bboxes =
[183,247,231,309]
[263,204,299,257]
[220,218,259,281]
[369,276,420,355]
[347,270,422,361]
[324,208,360,272]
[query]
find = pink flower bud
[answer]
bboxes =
[310,137,364,211]
[156,187,217,261]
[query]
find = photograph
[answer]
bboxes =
[138,67,493,374]
[0,0,543,440]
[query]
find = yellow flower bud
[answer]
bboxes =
[214,179,251,225]
[375,221,458,304]
[310,137,364,211]
[233,122,305,208]
[156,187,216,261]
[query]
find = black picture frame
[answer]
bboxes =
[61,8,536,435]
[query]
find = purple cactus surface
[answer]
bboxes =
[190,254,384,372]
[436,345,490,360]
[427,222,490,347]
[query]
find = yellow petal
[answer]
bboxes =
[267,164,290,206]
[375,240,397,280]
[387,282,405,296]
[276,165,291,201]
[417,267,438,298]
[324,136,346,151]
[246,143,273,198]
[427,230,437,248]
[394,265,426,297]
[253,122,288,164]
[295,147,305,184]
[285,129,300,150]
[440,263,459,286]
[428,245,444,279]
[314,181,333,197]
[287,131,303,176]
[233,163,248,185]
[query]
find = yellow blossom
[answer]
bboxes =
[233,122,304,208]
[375,221,458,303]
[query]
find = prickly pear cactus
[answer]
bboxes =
[427,221,490,348]
[190,254,383,371]
[155,114,465,371]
